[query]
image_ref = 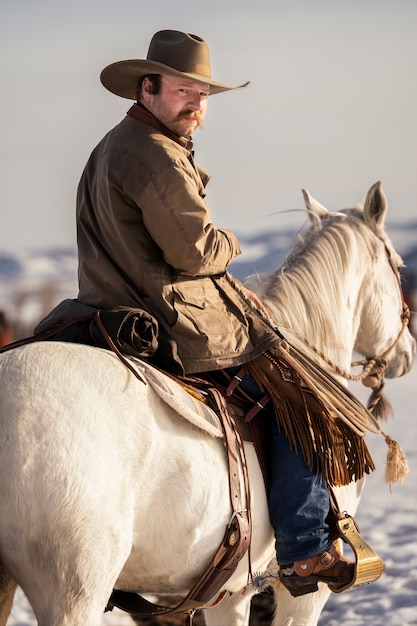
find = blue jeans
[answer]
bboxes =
[226,367,331,564]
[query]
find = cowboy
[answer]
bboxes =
[37,30,357,596]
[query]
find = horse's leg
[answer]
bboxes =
[17,546,128,626]
[0,561,16,626]
[19,568,118,626]
[202,588,255,626]
[2,514,132,626]
[272,580,331,626]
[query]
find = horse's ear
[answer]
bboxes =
[302,189,329,226]
[363,181,388,235]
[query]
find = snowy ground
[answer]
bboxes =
[318,369,417,626]
[5,367,417,625]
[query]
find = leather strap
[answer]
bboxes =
[0,316,93,354]
[107,386,252,619]
[244,393,271,423]
[93,312,147,385]
[225,367,246,396]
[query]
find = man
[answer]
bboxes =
[38,30,355,596]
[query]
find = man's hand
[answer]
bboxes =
[239,285,272,321]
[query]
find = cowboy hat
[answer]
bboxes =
[100,30,249,99]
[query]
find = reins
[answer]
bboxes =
[298,303,410,389]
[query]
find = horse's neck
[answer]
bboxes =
[263,241,366,373]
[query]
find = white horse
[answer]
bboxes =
[0,182,414,626]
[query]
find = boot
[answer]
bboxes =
[279,543,354,597]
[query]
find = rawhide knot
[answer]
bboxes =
[361,358,386,389]
[401,303,411,323]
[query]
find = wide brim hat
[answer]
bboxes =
[100,30,249,99]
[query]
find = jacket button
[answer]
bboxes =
[202,302,207,308]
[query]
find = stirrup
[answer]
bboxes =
[329,515,385,593]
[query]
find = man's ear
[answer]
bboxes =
[143,78,154,94]
[139,78,153,104]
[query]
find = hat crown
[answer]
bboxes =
[100,30,249,99]
[146,30,211,80]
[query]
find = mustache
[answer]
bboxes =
[178,109,204,128]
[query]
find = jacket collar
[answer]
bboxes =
[127,103,193,151]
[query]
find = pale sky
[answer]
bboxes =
[1,0,416,250]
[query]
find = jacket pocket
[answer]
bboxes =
[172,278,236,339]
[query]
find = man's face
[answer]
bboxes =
[142,75,209,137]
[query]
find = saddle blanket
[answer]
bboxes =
[129,357,223,438]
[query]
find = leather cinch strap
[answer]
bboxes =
[107,387,252,621]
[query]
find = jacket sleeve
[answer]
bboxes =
[122,146,241,277]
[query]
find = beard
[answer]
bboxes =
[149,97,206,137]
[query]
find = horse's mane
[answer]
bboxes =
[262,206,380,349]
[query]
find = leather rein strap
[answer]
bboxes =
[107,387,252,621]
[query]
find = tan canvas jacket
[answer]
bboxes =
[50,105,278,373]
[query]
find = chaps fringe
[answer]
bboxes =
[265,337,408,486]
[245,349,376,487]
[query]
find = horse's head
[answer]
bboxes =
[302,181,416,380]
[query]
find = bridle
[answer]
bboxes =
[299,242,411,393]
